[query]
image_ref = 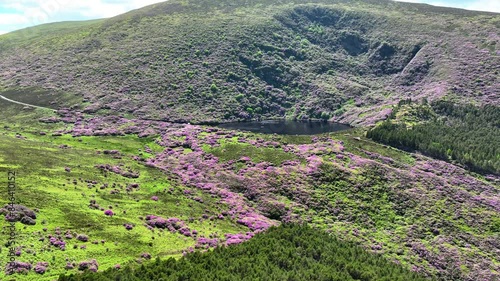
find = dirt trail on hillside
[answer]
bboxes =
[0,95,57,112]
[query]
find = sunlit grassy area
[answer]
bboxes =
[0,101,246,281]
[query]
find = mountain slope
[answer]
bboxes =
[0,85,498,280]
[58,224,432,281]
[0,0,498,125]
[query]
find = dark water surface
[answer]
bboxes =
[216,120,352,135]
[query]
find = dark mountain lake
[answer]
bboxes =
[216,120,352,135]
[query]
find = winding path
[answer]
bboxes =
[0,94,57,112]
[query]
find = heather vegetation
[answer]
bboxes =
[58,224,433,281]
[0,97,498,280]
[0,0,498,125]
[0,0,498,281]
[367,100,500,174]
[0,100,248,280]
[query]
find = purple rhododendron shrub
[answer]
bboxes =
[32,110,498,279]
[95,164,139,178]
[65,262,75,270]
[195,237,219,249]
[34,262,48,274]
[0,204,37,225]
[76,234,89,242]
[145,215,194,236]
[5,261,32,275]
[49,236,67,250]
[78,259,99,272]
[124,223,134,230]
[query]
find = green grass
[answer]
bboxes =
[0,20,104,50]
[0,80,497,280]
[330,128,417,166]
[0,104,246,280]
[0,87,84,110]
[205,138,299,165]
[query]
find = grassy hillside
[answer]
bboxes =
[0,99,249,280]
[0,0,498,125]
[0,95,498,280]
[0,20,104,47]
[0,1,498,280]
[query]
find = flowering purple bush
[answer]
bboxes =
[179,227,192,237]
[65,262,75,270]
[36,111,498,279]
[95,164,140,178]
[224,233,254,246]
[5,261,32,275]
[49,236,66,250]
[195,237,219,249]
[237,215,270,232]
[0,204,37,225]
[78,259,99,272]
[34,262,48,274]
[104,209,114,216]
[145,215,193,236]
[76,234,89,242]
[239,156,251,162]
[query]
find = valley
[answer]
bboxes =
[0,0,498,280]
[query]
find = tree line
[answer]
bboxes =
[58,224,432,281]
[367,99,499,175]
